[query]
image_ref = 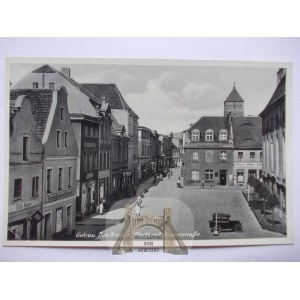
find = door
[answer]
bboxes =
[66,205,72,235]
[44,213,51,240]
[220,170,227,185]
[30,220,38,240]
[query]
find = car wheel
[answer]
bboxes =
[214,225,222,233]
[235,224,243,232]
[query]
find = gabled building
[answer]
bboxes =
[232,117,262,187]
[138,126,152,181]
[10,87,78,240]
[224,84,245,117]
[82,84,139,188]
[259,69,286,216]
[183,117,234,186]
[11,65,112,218]
[111,116,130,201]
[150,130,161,174]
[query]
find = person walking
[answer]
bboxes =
[201,179,205,189]
[135,202,141,216]
[99,200,104,215]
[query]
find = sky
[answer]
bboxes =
[10,62,279,135]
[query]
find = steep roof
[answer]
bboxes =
[82,83,138,118]
[10,89,53,140]
[259,74,286,117]
[232,117,262,149]
[111,114,125,132]
[224,86,245,103]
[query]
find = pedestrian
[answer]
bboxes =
[135,202,141,216]
[136,195,142,206]
[201,179,205,189]
[99,201,104,215]
[177,178,181,188]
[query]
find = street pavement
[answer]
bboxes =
[75,168,284,242]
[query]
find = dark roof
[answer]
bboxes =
[260,75,285,116]
[32,65,56,73]
[82,83,138,118]
[232,117,262,149]
[10,89,54,140]
[188,116,230,142]
[111,114,125,132]
[224,86,245,103]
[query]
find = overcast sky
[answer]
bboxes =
[10,62,279,135]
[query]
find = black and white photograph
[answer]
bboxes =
[3,58,292,250]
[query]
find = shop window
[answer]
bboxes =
[191,170,200,182]
[14,178,22,201]
[237,170,244,183]
[205,169,213,180]
[32,176,39,197]
[56,208,63,233]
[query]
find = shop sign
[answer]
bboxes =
[46,189,74,203]
[83,141,96,148]
[30,210,44,223]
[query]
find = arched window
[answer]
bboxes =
[219,129,228,141]
[205,129,214,142]
[191,129,200,141]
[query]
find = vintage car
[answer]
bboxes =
[209,213,243,233]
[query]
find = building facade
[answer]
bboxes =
[138,126,152,181]
[150,130,161,174]
[231,117,262,187]
[172,132,184,167]
[184,117,234,186]
[11,65,112,218]
[10,87,78,240]
[259,69,286,215]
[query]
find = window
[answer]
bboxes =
[107,153,110,169]
[205,129,214,142]
[220,151,227,162]
[250,152,255,161]
[22,136,29,161]
[100,153,103,170]
[260,152,262,161]
[113,177,116,188]
[64,131,69,148]
[56,208,63,233]
[94,151,98,169]
[83,151,87,170]
[49,82,55,89]
[191,129,200,141]
[89,151,93,171]
[219,130,227,141]
[238,152,243,161]
[68,167,72,188]
[191,170,200,182]
[33,82,38,89]
[237,170,244,183]
[205,151,213,162]
[32,176,39,197]
[46,169,52,194]
[60,107,65,121]
[205,169,213,180]
[14,178,22,201]
[56,130,61,147]
[192,151,199,161]
[58,167,63,191]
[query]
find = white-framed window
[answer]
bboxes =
[32,176,39,198]
[191,129,200,141]
[60,106,65,121]
[46,168,53,194]
[64,131,69,148]
[237,170,244,183]
[14,178,22,201]
[56,130,61,147]
[260,152,262,161]
[205,169,213,180]
[191,170,200,182]
[238,152,243,161]
[220,151,227,162]
[33,82,38,89]
[192,151,199,161]
[205,151,213,162]
[22,136,29,161]
[49,82,55,89]
[68,166,72,188]
[58,167,64,191]
[205,129,214,142]
[250,152,255,161]
[219,130,228,141]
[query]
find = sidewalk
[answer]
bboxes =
[76,175,156,226]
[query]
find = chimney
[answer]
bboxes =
[61,67,71,78]
[277,68,286,85]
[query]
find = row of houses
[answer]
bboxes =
[8,65,173,241]
[183,68,286,217]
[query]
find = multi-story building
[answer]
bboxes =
[172,132,184,167]
[160,134,173,169]
[82,84,139,188]
[138,126,152,181]
[150,130,161,174]
[231,117,262,187]
[184,117,234,186]
[11,65,112,218]
[10,87,78,240]
[111,116,130,201]
[259,68,286,216]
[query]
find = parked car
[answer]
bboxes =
[209,213,243,233]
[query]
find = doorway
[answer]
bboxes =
[44,212,51,240]
[220,170,227,185]
[30,220,38,240]
[66,205,72,235]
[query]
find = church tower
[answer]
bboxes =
[224,83,244,117]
